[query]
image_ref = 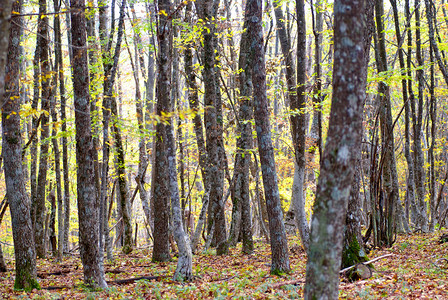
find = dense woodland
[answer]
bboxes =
[0,0,448,298]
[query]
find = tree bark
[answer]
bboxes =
[196,0,228,255]
[413,0,428,231]
[405,0,419,225]
[162,15,194,276]
[246,0,290,274]
[341,0,374,269]
[228,8,254,253]
[294,0,311,252]
[304,0,367,297]
[52,0,65,259]
[32,0,51,259]
[70,0,107,288]
[2,0,40,290]
[152,0,173,262]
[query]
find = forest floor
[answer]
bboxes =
[0,232,447,299]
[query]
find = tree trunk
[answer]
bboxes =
[111,93,133,254]
[246,0,290,274]
[70,0,107,288]
[152,0,173,262]
[32,0,51,259]
[424,0,448,85]
[98,0,127,259]
[196,0,228,256]
[129,1,151,240]
[372,0,405,242]
[228,9,254,253]
[309,0,324,165]
[428,40,437,231]
[405,0,419,225]
[341,0,374,270]
[294,0,311,252]
[2,0,40,290]
[160,6,194,275]
[413,0,428,231]
[53,0,65,259]
[0,243,6,272]
[304,0,367,297]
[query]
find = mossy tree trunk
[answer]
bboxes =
[2,0,40,290]
[304,0,368,296]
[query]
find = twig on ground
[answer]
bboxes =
[271,279,305,289]
[108,276,163,285]
[340,253,394,274]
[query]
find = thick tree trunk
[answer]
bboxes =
[304,0,367,297]
[70,0,107,288]
[246,0,290,274]
[341,0,374,269]
[152,0,173,262]
[2,0,40,290]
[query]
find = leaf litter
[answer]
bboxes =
[0,232,447,299]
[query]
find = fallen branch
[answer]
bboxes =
[210,275,237,282]
[271,279,305,289]
[433,258,448,269]
[37,269,71,278]
[42,285,71,290]
[340,253,394,274]
[108,276,163,285]
[41,276,165,290]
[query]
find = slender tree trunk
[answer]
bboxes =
[2,0,40,290]
[196,0,228,255]
[374,0,404,240]
[184,3,209,248]
[309,0,323,165]
[428,41,437,231]
[99,0,127,258]
[424,0,448,85]
[52,0,65,259]
[246,0,290,274]
[304,0,367,296]
[405,0,419,225]
[129,1,151,238]
[228,10,254,253]
[413,0,427,231]
[294,0,311,252]
[70,0,107,288]
[33,0,52,259]
[0,243,6,272]
[160,6,193,275]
